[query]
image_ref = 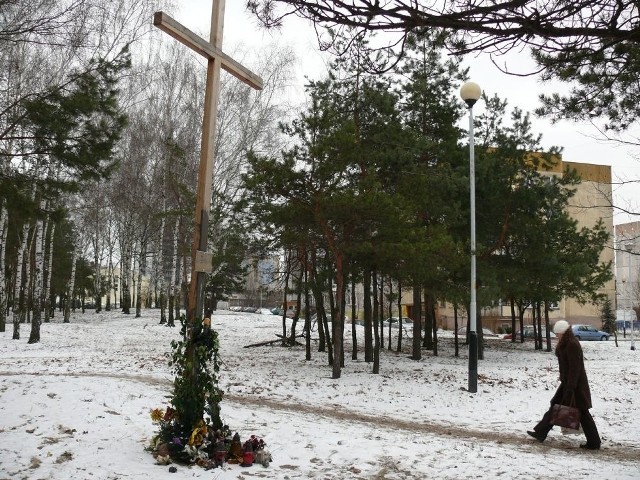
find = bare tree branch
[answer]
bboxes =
[247,1,640,56]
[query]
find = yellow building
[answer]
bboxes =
[409,158,615,332]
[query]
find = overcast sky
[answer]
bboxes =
[169,1,640,226]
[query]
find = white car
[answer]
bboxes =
[383,317,413,329]
[457,327,498,337]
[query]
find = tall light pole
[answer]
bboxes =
[460,81,482,393]
[625,242,636,351]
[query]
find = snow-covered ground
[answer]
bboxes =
[1,309,639,479]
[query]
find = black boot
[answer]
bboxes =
[579,443,601,450]
[527,431,545,442]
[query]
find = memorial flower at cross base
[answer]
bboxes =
[188,421,208,446]
[163,407,176,422]
[150,408,164,423]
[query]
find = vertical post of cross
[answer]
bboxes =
[187,0,224,325]
[153,2,263,327]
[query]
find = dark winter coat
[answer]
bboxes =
[550,331,593,410]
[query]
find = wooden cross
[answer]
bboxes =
[153,2,263,322]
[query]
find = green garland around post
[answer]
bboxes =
[151,314,224,463]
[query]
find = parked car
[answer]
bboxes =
[502,331,522,341]
[615,320,639,331]
[503,326,556,341]
[523,326,556,339]
[457,327,499,337]
[382,317,413,329]
[571,324,609,341]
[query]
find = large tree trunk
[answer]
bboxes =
[173,231,183,323]
[396,281,403,353]
[431,294,438,357]
[12,221,30,339]
[310,256,327,352]
[321,305,333,365]
[339,274,347,368]
[378,274,384,352]
[135,241,146,318]
[477,308,484,360]
[168,218,179,326]
[158,202,167,324]
[304,251,311,361]
[328,275,335,319]
[121,242,132,314]
[351,269,357,360]
[411,283,422,360]
[372,268,380,374]
[105,237,114,311]
[43,221,55,322]
[363,267,373,362]
[281,250,291,345]
[331,253,345,379]
[289,265,303,345]
[130,245,137,312]
[454,303,459,357]
[510,297,516,343]
[544,302,552,352]
[64,244,77,323]
[423,288,433,349]
[387,279,393,351]
[0,204,8,332]
[93,220,102,313]
[28,210,45,344]
[25,228,34,325]
[535,301,542,350]
[518,303,526,344]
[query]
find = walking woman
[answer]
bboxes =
[527,320,601,449]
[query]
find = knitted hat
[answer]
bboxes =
[553,320,570,334]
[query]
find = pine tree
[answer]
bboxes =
[601,296,618,347]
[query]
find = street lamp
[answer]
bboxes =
[624,242,636,351]
[460,81,482,393]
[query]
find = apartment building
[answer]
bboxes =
[414,158,616,332]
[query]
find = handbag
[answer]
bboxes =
[560,425,584,435]
[549,393,581,430]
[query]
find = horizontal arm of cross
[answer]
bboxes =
[153,11,263,90]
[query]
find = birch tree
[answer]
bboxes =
[42,216,56,321]
[12,196,35,339]
[64,239,78,323]
[168,216,181,326]
[157,192,167,324]
[27,199,46,343]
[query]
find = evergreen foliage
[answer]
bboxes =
[600,296,617,334]
[238,29,614,370]
[157,315,223,452]
[6,48,130,200]
[535,43,640,131]
[205,201,249,311]
[250,1,640,131]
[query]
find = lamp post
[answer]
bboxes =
[625,242,636,351]
[460,81,482,393]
